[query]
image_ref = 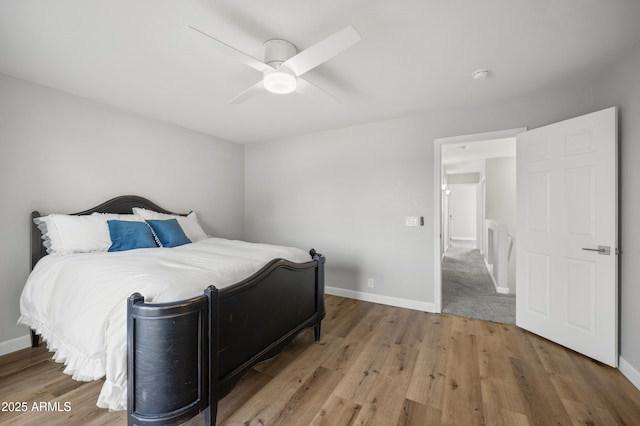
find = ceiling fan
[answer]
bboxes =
[189,25,361,105]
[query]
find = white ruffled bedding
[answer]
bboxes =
[18,237,311,411]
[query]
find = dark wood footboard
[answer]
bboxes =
[217,250,325,396]
[127,250,325,425]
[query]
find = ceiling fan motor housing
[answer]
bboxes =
[263,39,297,68]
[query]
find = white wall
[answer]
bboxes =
[0,74,245,350]
[245,116,435,308]
[447,172,479,184]
[485,156,516,292]
[245,82,595,312]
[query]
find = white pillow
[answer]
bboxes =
[132,208,208,242]
[34,214,113,255]
[90,212,143,222]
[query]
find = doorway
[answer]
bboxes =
[433,128,524,321]
[434,108,618,366]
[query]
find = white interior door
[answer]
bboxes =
[516,107,618,367]
[449,185,477,242]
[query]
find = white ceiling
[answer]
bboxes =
[442,138,515,164]
[442,137,515,174]
[1,0,639,143]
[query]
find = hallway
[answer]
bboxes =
[442,240,515,324]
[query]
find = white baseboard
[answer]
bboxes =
[0,334,31,356]
[619,356,640,391]
[325,286,437,313]
[483,259,511,294]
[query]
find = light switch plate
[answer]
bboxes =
[404,216,420,226]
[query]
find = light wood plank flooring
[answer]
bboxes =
[1,295,639,425]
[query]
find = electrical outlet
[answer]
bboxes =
[367,278,374,288]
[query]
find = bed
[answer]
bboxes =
[20,195,325,425]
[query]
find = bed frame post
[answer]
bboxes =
[30,330,39,348]
[127,287,218,426]
[311,249,326,343]
[29,211,43,348]
[30,211,44,271]
[204,285,219,425]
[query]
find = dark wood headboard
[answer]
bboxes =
[31,195,184,270]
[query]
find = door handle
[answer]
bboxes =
[582,246,611,255]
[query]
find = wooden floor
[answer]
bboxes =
[1,295,640,425]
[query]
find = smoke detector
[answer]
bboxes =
[472,69,490,80]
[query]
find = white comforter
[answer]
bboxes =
[18,237,311,411]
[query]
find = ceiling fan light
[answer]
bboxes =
[263,68,297,94]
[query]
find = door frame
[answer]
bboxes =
[433,127,526,312]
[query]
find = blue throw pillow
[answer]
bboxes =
[107,220,158,252]
[145,219,191,248]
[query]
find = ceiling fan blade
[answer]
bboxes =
[229,80,265,104]
[188,25,273,73]
[283,25,361,76]
[296,78,340,105]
